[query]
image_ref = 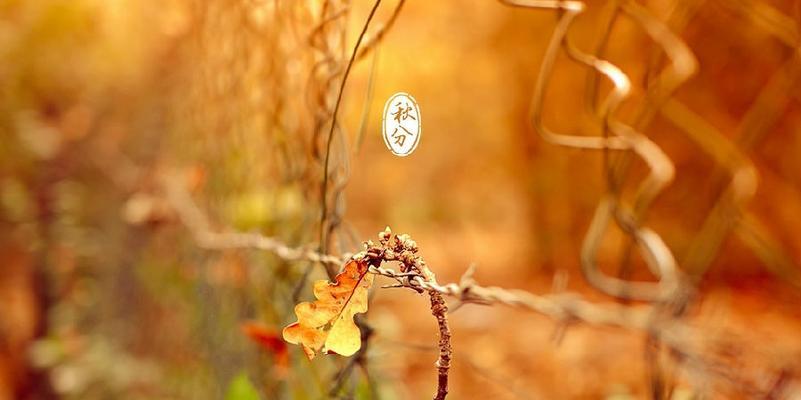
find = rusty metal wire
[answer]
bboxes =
[500,0,693,303]
[499,0,801,303]
[496,0,801,396]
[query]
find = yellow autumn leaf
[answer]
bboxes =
[282,259,374,359]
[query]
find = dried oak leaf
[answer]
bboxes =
[282,259,373,359]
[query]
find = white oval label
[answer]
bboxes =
[382,92,421,157]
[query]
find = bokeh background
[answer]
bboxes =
[2,0,801,399]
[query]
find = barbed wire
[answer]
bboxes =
[162,173,347,266]
[161,179,783,395]
[163,172,655,330]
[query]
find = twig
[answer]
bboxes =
[318,0,383,273]
[355,0,406,61]
[429,291,452,400]
[358,227,453,399]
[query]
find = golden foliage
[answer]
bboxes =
[282,259,374,359]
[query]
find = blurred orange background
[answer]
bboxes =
[1,0,801,399]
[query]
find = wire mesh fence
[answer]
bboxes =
[1,0,801,398]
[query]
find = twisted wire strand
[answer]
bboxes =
[499,0,690,302]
